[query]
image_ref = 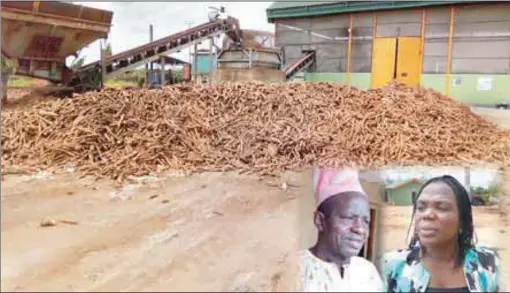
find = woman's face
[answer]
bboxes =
[414,181,460,248]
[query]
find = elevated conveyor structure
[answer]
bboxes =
[72,17,242,90]
[282,51,316,81]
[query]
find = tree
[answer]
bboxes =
[104,42,112,57]
[486,182,502,197]
[70,56,86,69]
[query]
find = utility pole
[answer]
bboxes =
[209,37,213,84]
[465,167,471,202]
[184,21,194,83]
[184,21,194,64]
[145,24,154,87]
[100,39,106,87]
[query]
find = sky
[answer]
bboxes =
[381,166,500,188]
[72,2,275,65]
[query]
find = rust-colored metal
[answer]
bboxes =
[76,17,242,84]
[182,64,191,81]
[32,1,40,13]
[83,17,240,68]
[445,6,455,96]
[1,1,112,27]
[1,1,113,84]
[420,9,426,78]
[282,51,315,80]
[25,36,64,59]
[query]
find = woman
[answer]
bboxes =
[382,175,501,292]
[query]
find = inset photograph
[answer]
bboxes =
[299,166,505,292]
[299,167,386,292]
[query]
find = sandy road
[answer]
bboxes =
[1,171,305,292]
[471,107,510,130]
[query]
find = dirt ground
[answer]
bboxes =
[2,88,60,112]
[471,107,510,130]
[1,171,305,292]
[1,94,509,291]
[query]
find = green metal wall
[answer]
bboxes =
[191,54,217,74]
[302,72,510,106]
[279,3,510,107]
[304,73,371,90]
[423,74,510,105]
[386,182,423,206]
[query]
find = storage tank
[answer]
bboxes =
[213,48,283,83]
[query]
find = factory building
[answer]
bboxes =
[191,49,218,84]
[267,1,510,107]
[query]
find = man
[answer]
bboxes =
[300,168,384,292]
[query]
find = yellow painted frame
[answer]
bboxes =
[346,14,354,85]
[419,9,426,79]
[32,1,40,13]
[396,37,422,86]
[371,37,397,88]
[445,6,455,96]
[369,13,377,88]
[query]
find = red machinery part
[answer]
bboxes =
[1,1,113,84]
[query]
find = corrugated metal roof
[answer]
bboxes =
[266,1,483,22]
[267,1,339,10]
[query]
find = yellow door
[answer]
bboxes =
[371,38,397,88]
[396,37,422,86]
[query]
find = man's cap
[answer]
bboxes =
[313,168,367,208]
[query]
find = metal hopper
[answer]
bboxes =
[1,1,113,84]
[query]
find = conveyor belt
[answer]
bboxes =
[75,17,242,80]
[282,51,315,81]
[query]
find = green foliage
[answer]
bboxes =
[470,182,502,205]
[105,42,112,57]
[70,57,86,69]
[486,182,503,197]
[479,193,491,204]
[6,75,34,87]
[110,70,145,83]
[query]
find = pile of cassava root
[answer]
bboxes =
[2,81,510,181]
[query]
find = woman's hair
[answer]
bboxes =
[407,175,475,267]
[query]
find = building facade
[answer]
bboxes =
[267,1,510,107]
[191,50,217,84]
[384,179,424,206]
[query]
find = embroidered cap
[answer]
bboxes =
[313,168,367,208]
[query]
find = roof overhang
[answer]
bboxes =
[266,1,483,22]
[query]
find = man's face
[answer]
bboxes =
[317,193,371,259]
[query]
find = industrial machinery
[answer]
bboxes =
[215,29,316,83]
[1,1,242,100]
[207,6,227,21]
[1,1,113,84]
[72,16,242,91]
[281,51,316,81]
[1,0,313,101]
